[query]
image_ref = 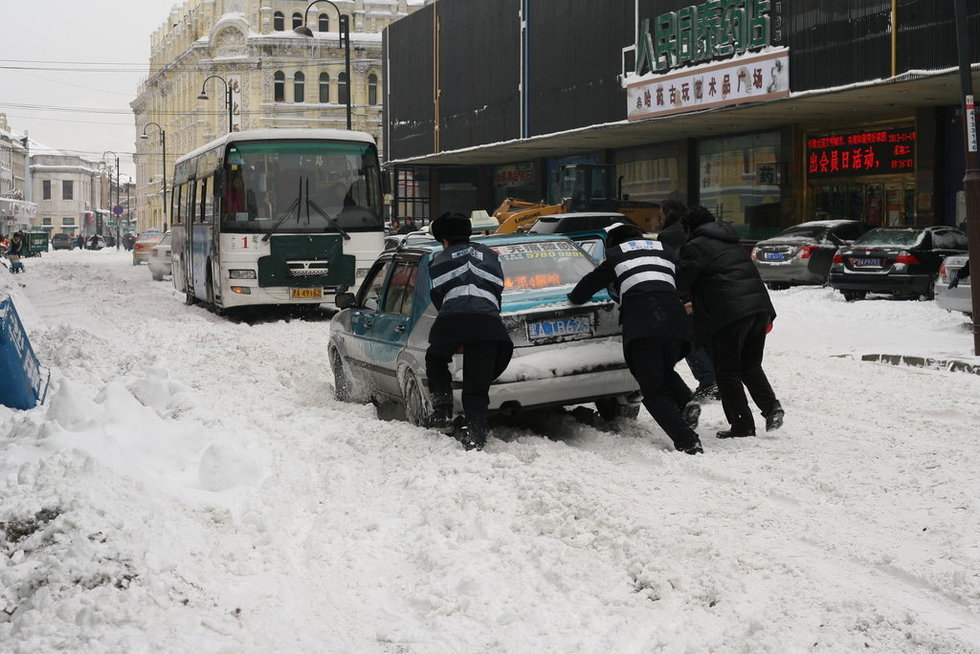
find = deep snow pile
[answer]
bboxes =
[2,249,980,653]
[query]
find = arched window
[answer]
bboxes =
[319,72,330,103]
[338,72,349,106]
[368,73,379,105]
[274,71,285,102]
[294,71,305,103]
[292,12,303,29]
[273,11,284,31]
[318,14,329,32]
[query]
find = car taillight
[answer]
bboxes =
[894,251,920,265]
[832,253,843,264]
[797,245,816,259]
[750,246,758,260]
[939,262,948,279]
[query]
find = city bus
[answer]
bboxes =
[170,128,385,313]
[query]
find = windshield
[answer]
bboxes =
[490,240,596,292]
[221,140,383,234]
[853,228,923,247]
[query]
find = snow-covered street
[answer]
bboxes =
[2,248,980,653]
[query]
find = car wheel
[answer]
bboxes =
[595,396,641,421]
[330,348,354,402]
[919,275,938,301]
[151,271,163,282]
[402,372,429,427]
[842,290,867,302]
[766,283,790,291]
[206,267,225,316]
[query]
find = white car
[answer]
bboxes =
[147,232,172,282]
[935,254,972,317]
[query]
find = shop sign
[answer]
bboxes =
[806,128,916,178]
[494,164,536,187]
[634,0,776,77]
[627,49,788,121]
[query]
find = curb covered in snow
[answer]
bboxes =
[860,353,980,376]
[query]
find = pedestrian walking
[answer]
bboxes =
[6,232,25,273]
[676,205,784,439]
[657,199,719,401]
[76,234,85,249]
[425,212,514,451]
[568,222,703,454]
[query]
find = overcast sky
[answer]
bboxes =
[0,1,178,177]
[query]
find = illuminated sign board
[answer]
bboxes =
[494,163,536,187]
[806,128,916,178]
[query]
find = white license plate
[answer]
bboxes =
[527,316,592,340]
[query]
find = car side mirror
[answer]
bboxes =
[335,292,355,309]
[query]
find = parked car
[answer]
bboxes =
[86,235,108,250]
[132,230,164,265]
[828,226,969,301]
[50,233,76,250]
[328,233,641,426]
[935,254,973,317]
[147,232,172,281]
[751,220,875,290]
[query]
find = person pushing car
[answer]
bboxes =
[425,212,513,451]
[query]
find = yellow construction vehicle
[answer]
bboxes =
[493,163,661,234]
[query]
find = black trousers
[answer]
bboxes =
[710,313,779,433]
[625,337,698,450]
[426,340,513,438]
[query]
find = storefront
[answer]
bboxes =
[0,199,37,237]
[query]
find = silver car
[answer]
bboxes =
[935,254,972,317]
[752,220,874,290]
[147,232,172,282]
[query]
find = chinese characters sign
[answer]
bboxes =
[494,163,536,187]
[806,128,916,178]
[627,49,788,121]
[635,0,774,77]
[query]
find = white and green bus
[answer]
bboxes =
[171,129,385,313]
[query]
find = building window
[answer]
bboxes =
[62,180,73,200]
[292,12,303,29]
[338,72,349,106]
[273,11,284,31]
[274,71,285,102]
[294,71,305,103]
[318,14,329,32]
[42,217,52,226]
[42,180,51,200]
[368,73,379,105]
[319,73,330,103]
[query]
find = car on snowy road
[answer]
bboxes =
[328,233,641,425]
[50,233,76,250]
[935,254,972,317]
[828,226,968,301]
[132,230,164,265]
[751,220,875,290]
[147,232,172,282]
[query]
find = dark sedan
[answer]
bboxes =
[751,220,874,290]
[829,226,968,301]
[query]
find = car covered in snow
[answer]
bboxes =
[751,220,875,290]
[828,226,968,301]
[328,232,641,425]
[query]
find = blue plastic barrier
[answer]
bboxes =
[0,296,49,410]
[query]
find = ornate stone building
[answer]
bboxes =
[131,0,429,232]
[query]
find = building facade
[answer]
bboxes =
[383,0,980,240]
[131,0,430,234]
[30,153,107,240]
[0,114,36,237]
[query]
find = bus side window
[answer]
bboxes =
[201,176,214,223]
[185,181,197,224]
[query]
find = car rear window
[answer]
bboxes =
[490,240,596,291]
[777,226,828,239]
[853,228,923,247]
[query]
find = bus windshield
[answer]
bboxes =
[221,139,383,234]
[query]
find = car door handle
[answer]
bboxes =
[395,325,406,333]
[364,321,373,328]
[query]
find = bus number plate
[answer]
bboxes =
[291,288,323,299]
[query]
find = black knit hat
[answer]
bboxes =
[431,212,472,243]
[681,205,716,231]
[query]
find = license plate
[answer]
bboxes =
[853,258,881,267]
[291,288,323,299]
[763,252,785,261]
[527,316,592,340]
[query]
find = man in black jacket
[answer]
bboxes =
[569,223,703,454]
[676,206,784,439]
[426,212,514,451]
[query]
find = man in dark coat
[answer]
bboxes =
[568,223,703,454]
[426,212,514,451]
[676,205,784,439]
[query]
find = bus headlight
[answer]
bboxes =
[229,269,257,279]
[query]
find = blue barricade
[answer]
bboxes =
[0,296,49,410]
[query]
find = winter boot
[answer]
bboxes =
[692,382,720,401]
[716,427,755,439]
[681,401,701,429]
[677,438,704,455]
[765,403,784,432]
[425,392,453,432]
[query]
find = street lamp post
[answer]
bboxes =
[953,0,980,355]
[102,151,120,250]
[198,75,235,133]
[140,122,167,232]
[295,0,351,130]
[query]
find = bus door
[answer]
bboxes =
[190,176,214,301]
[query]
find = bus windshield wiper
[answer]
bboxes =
[307,197,351,241]
[261,178,302,242]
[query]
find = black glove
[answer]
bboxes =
[948,270,960,289]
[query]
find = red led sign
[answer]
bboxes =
[807,128,916,178]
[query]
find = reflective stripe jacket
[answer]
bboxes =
[568,238,692,348]
[429,241,505,316]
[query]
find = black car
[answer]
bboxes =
[828,226,968,301]
[50,233,75,250]
[751,220,875,290]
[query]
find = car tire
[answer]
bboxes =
[402,372,429,427]
[766,283,790,291]
[595,396,641,421]
[151,271,163,282]
[842,290,867,302]
[330,349,354,402]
